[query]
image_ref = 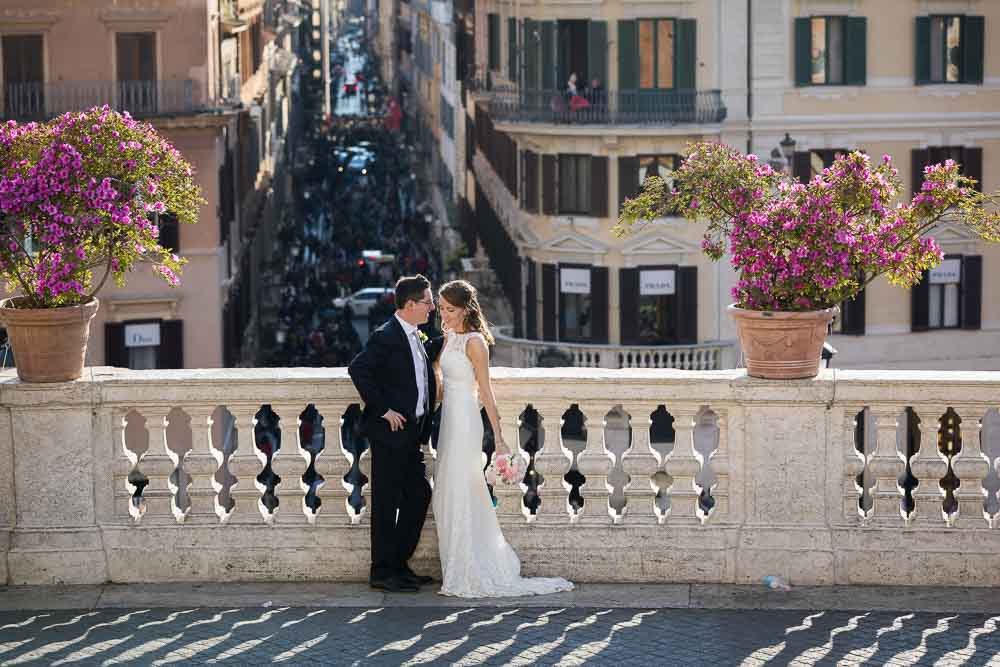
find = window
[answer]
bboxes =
[810,17,845,84]
[639,272,678,344]
[2,34,44,118]
[153,212,180,253]
[639,154,678,189]
[911,254,983,332]
[619,266,698,345]
[792,148,848,184]
[794,17,867,86]
[559,266,592,341]
[116,32,157,113]
[558,154,590,214]
[618,154,678,211]
[106,319,184,369]
[911,146,983,195]
[638,19,674,89]
[916,15,984,85]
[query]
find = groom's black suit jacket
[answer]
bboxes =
[348,316,445,446]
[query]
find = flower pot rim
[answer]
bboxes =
[727,303,840,319]
[0,296,100,311]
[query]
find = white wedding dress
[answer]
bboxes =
[432,331,574,598]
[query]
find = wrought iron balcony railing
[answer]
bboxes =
[487,88,727,126]
[2,80,201,121]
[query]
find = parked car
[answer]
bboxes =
[333,287,394,317]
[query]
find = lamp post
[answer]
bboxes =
[767,132,797,175]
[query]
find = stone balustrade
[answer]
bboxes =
[1,367,999,587]
[493,333,737,370]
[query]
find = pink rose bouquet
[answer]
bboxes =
[486,452,527,487]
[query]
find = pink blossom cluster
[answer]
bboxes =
[659,143,997,311]
[487,452,526,487]
[0,106,201,307]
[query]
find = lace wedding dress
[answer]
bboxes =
[432,331,574,598]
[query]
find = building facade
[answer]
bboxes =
[375,0,998,370]
[0,0,310,369]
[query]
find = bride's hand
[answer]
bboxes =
[495,436,511,456]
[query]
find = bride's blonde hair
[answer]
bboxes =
[438,280,495,346]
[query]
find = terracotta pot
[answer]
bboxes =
[728,304,838,380]
[0,297,99,382]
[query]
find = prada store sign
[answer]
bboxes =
[560,268,591,294]
[640,269,676,295]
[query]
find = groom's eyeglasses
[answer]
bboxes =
[416,299,435,307]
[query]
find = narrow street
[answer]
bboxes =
[255,16,449,367]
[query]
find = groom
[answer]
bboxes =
[348,274,444,592]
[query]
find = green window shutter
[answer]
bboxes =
[962,16,984,84]
[541,21,556,89]
[911,148,929,197]
[618,20,638,90]
[961,255,983,330]
[508,18,517,81]
[590,267,609,344]
[794,18,812,86]
[793,151,812,184]
[542,264,557,341]
[841,286,866,335]
[962,146,983,193]
[845,17,867,85]
[542,154,558,214]
[675,19,697,90]
[675,267,698,344]
[618,156,639,210]
[915,16,931,84]
[589,156,609,218]
[619,269,640,345]
[488,14,500,71]
[911,271,930,331]
[524,19,540,89]
[587,21,608,88]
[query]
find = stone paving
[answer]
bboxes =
[0,584,998,666]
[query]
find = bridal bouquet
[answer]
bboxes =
[485,452,527,487]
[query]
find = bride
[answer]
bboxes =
[432,279,573,598]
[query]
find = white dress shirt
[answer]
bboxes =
[395,313,428,418]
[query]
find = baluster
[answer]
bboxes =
[494,408,526,522]
[270,403,302,524]
[142,408,174,520]
[184,406,219,522]
[704,408,730,523]
[910,404,949,526]
[664,406,701,523]
[622,403,659,525]
[575,403,612,524]
[952,407,990,528]
[228,405,263,523]
[867,408,904,525]
[533,405,569,522]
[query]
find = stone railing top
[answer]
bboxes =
[2,367,999,407]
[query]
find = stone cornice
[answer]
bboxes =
[0,8,61,32]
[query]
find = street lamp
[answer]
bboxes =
[779,132,797,162]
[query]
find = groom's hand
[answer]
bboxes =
[382,409,406,431]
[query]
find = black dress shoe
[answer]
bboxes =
[369,576,419,593]
[401,567,434,586]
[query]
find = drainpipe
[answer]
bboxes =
[746,0,753,155]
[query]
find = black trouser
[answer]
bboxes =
[369,416,431,581]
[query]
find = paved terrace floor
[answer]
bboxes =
[1,584,999,665]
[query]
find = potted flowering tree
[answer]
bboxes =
[616,142,1000,379]
[0,106,202,382]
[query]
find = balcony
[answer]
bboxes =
[488,89,727,127]
[2,80,201,121]
[493,332,736,370]
[2,367,999,587]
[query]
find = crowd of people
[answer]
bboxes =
[257,26,445,367]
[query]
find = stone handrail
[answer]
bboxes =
[1,367,999,586]
[492,332,736,370]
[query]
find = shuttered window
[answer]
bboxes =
[558,155,590,214]
[794,16,867,86]
[911,146,983,195]
[155,212,180,253]
[508,17,518,81]
[526,262,538,340]
[911,254,982,331]
[619,155,678,212]
[619,266,698,345]
[792,149,848,184]
[105,319,184,369]
[2,34,45,118]
[916,15,984,84]
[622,18,695,91]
